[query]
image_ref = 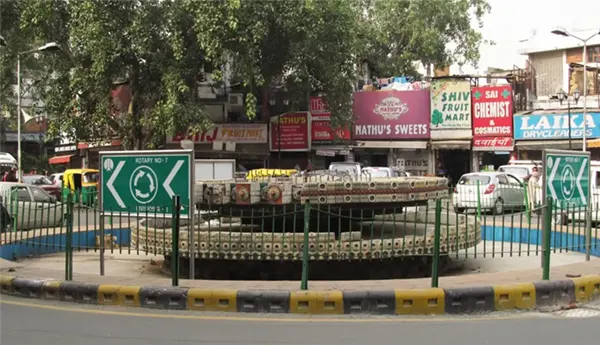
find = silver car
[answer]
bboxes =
[0,182,66,230]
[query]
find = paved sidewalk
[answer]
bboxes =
[1,257,598,291]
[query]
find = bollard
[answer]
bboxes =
[171,195,181,286]
[300,201,311,291]
[542,197,553,280]
[431,199,442,288]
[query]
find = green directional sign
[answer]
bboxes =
[99,150,193,217]
[543,149,590,209]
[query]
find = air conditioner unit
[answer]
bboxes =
[228,93,244,108]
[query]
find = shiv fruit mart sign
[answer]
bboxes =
[430,79,472,130]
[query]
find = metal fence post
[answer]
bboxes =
[300,201,311,290]
[585,206,591,261]
[431,199,442,288]
[476,180,481,220]
[542,197,553,280]
[171,195,181,286]
[65,193,74,281]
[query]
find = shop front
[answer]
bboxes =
[430,78,473,184]
[310,97,352,169]
[168,123,269,170]
[352,89,431,173]
[269,112,311,169]
[471,85,514,171]
[513,110,600,160]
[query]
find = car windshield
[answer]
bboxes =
[458,175,491,185]
[330,164,357,175]
[362,168,389,178]
[498,166,529,179]
[22,175,53,186]
[83,172,99,183]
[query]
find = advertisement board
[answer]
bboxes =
[352,90,430,140]
[472,85,513,137]
[513,112,600,140]
[430,79,472,130]
[310,96,351,143]
[270,112,311,151]
[168,123,268,144]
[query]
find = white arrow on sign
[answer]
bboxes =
[547,157,561,201]
[107,161,126,208]
[576,158,588,204]
[163,160,184,198]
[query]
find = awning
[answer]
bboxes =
[588,139,600,148]
[353,141,427,149]
[48,155,73,165]
[515,140,583,150]
[430,140,471,150]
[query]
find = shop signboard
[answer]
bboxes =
[513,112,600,140]
[472,85,513,138]
[396,151,429,176]
[310,96,351,143]
[168,123,268,144]
[270,111,311,152]
[430,79,472,130]
[352,90,430,140]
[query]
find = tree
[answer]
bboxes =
[15,0,212,150]
[358,0,491,78]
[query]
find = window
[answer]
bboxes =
[498,166,529,179]
[458,175,491,185]
[596,171,600,188]
[588,46,600,64]
[497,175,509,185]
[30,187,52,203]
[507,175,523,186]
[12,186,31,202]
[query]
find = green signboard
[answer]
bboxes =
[543,149,590,209]
[99,150,193,217]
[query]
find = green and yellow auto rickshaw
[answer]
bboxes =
[61,168,99,206]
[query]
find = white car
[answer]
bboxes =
[0,182,65,230]
[48,173,64,186]
[453,172,525,214]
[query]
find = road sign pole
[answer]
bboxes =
[189,149,196,280]
[98,152,105,276]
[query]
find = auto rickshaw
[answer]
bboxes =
[61,169,99,206]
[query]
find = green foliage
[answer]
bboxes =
[1,0,491,144]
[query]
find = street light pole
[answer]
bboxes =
[16,42,61,181]
[551,28,600,152]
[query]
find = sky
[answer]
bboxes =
[461,0,600,74]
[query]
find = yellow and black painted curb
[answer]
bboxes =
[1,274,599,315]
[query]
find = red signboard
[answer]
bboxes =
[472,85,513,138]
[270,112,310,151]
[309,97,351,143]
[473,137,514,150]
[352,90,430,140]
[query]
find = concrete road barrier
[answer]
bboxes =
[1,274,598,315]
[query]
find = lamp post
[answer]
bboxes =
[551,28,600,152]
[557,89,581,149]
[17,42,61,181]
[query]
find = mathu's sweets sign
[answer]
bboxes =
[430,79,472,130]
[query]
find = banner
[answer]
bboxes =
[310,97,351,143]
[430,79,472,130]
[472,137,514,151]
[352,90,430,140]
[270,112,311,151]
[168,123,268,144]
[472,85,513,138]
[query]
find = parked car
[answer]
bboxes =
[48,172,64,186]
[453,172,525,214]
[361,167,412,178]
[22,174,62,200]
[0,182,65,230]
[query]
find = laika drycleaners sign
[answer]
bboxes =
[513,112,600,140]
[352,90,430,140]
[430,79,472,130]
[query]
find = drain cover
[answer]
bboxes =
[552,308,600,318]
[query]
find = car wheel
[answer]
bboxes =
[454,206,465,214]
[493,198,504,215]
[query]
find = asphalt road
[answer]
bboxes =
[1,296,599,345]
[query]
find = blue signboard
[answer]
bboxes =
[514,112,600,140]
